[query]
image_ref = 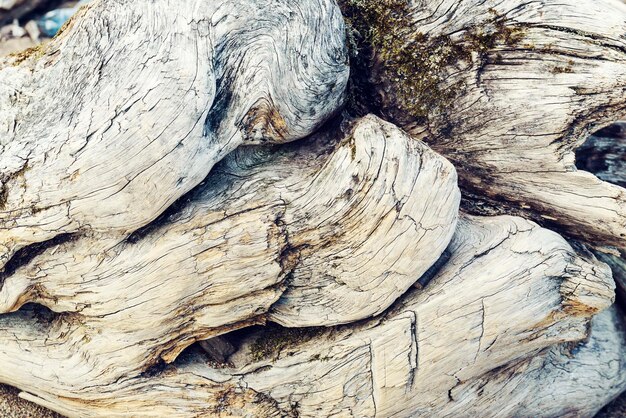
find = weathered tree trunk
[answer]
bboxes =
[0,0,625,417]
[340,0,626,248]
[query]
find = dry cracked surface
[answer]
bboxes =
[0,0,625,417]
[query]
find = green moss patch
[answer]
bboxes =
[337,0,526,124]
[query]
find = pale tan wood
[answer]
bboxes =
[0,214,617,417]
[0,0,349,269]
[0,115,460,400]
[344,0,626,250]
[0,0,623,416]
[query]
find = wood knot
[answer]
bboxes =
[239,97,290,143]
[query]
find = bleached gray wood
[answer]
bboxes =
[0,0,349,270]
[0,115,460,374]
[0,0,623,415]
[596,250,626,303]
[357,0,626,250]
[439,306,626,418]
[576,121,626,302]
[0,214,616,417]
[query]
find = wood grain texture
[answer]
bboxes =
[596,251,626,303]
[0,0,623,416]
[0,0,349,270]
[0,115,460,402]
[345,0,626,250]
[441,305,626,418]
[0,214,616,417]
[576,121,626,304]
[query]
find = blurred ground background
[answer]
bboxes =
[0,0,79,56]
[0,385,61,417]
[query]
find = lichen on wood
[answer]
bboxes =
[337,0,526,123]
[0,0,624,416]
[8,42,48,66]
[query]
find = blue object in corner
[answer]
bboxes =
[36,0,90,38]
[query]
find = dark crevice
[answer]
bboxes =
[168,244,450,371]
[138,358,168,379]
[124,182,207,244]
[124,151,262,245]
[142,329,247,378]
[197,336,237,364]
[18,302,57,322]
[126,114,345,247]
[0,233,77,284]
[576,121,626,188]
[166,323,324,370]
[245,324,325,363]
[139,345,214,379]
[415,248,451,289]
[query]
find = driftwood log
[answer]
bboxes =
[341,0,626,248]
[0,0,625,417]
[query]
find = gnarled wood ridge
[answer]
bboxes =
[0,0,625,416]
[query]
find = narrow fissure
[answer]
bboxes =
[0,233,77,288]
